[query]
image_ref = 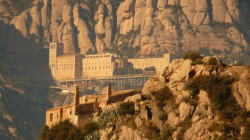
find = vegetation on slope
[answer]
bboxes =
[185,74,250,139]
[40,120,100,140]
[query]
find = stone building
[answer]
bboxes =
[128,53,174,73]
[49,43,82,81]
[56,54,82,80]
[49,43,63,79]
[82,53,117,78]
[45,85,136,128]
[49,43,174,81]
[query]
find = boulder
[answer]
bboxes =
[124,94,142,102]
[169,59,192,82]
[142,80,168,95]
[178,102,194,120]
[119,126,143,140]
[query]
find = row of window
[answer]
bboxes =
[83,66,111,71]
[49,108,72,122]
[83,62,111,65]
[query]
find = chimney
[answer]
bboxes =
[74,85,79,107]
[106,84,111,98]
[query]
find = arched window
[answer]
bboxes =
[50,113,53,122]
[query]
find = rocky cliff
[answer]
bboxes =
[96,56,250,140]
[0,0,250,64]
[40,56,250,140]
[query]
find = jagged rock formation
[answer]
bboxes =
[98,57,250,140]
[115,0,250,60]
[0,0,250,64]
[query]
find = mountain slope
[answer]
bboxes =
[0,0,250,65]
[39,56,250,140]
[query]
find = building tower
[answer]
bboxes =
[106,84,111,99]
[73,85,80,108]
[49,43,63,79]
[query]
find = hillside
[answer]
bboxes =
[40,55,250,140]
[0,72,75,139]
[0,0,250,66]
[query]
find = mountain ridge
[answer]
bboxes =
[0,0,250,65]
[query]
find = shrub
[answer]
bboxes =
[183,51,201,62]
[118,102,135,116]
[242,120,250,140]
[142,94,152,100]
[158,113,168,121]
[193,58,203,64]
[177,118,192,139]
[83,121,99,135]
[184,80,200,106]
[39,120,85,140]
[209,122,240,137]
[184,80,199,97]
[151,85,173,110]
[125,117,137,130]
[84,131,101,140]
[161,125,176,139]
[192,75,236,114]
[40,125,50,140]
[144,121,160,140]
[106,130,115,140]
[208,57,217,65]
[98,109,119,129]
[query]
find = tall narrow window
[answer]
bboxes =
[50,113,53,122]
[60,109,63,120]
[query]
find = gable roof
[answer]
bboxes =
[75,102,99,115]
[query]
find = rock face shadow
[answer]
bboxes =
[0,20,54,139]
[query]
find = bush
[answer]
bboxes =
[183,51,201,62]
[125,116,137,130]
[158,113,168,121]
[118,102,135,116]
[98,109,119,129]
[40,125,50,140]
[242,120,250,140]
[83,121,99,135]
[177,118,192,139]
[192,75,236,113]
[208,122,240,137]
[151,85,174,110]
[144,121,160,140]
[208,57,217,65]
[161,125,176,139]
[184,80,199,97]
[84,131,101,140]
[193,58,203,64]
[39,120,85,140]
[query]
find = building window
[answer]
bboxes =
[69,108,72,115]
[50,113,53,122]
[60,109,63,120]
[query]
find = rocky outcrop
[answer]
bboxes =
[58,3,76,54]
[95,2,114,53]
[1,0,250,64]
[231,66,250,111]
[104,58,249,140]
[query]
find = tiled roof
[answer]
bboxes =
[46,104,73,111]
[75,102,99,115]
